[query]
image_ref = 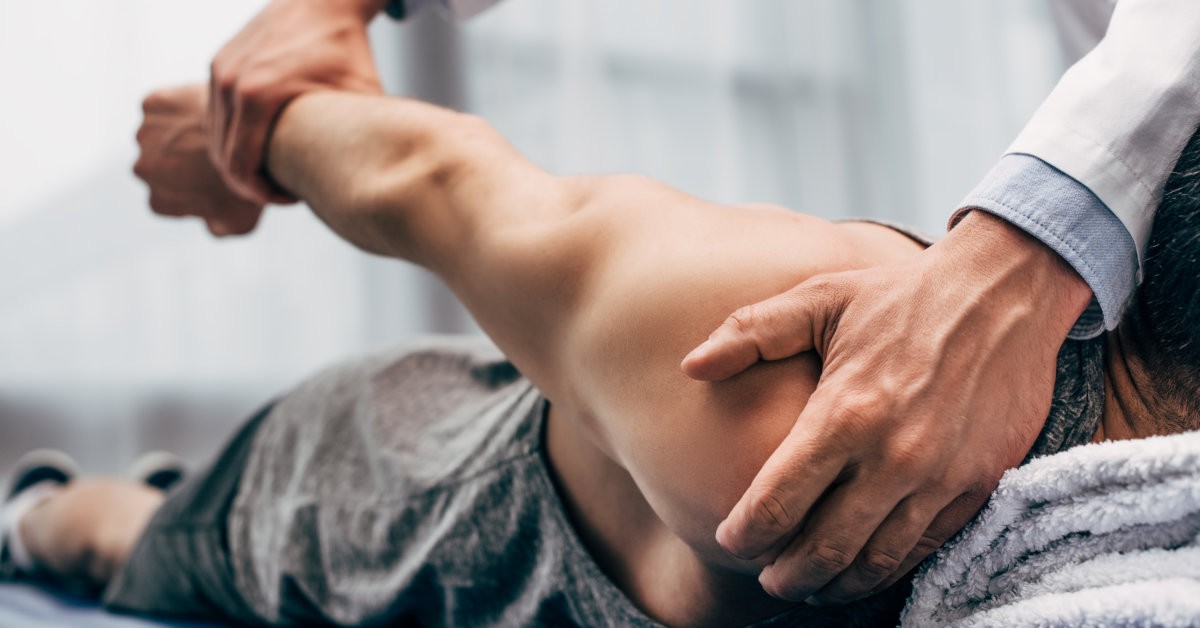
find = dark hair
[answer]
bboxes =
[1121,126,1200,429]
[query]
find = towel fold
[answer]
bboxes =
[903,429,1200,627]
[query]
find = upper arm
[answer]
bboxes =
[441,169,928,566]
[270,92,601,403]
[271,92,923,567]
[520,179,925,566]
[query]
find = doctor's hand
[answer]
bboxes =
[681,211,1092,604]
[134,84,265,237]
[208,0,386,204]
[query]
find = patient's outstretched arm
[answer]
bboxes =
[264,91,924,624]
[267,92,600,406]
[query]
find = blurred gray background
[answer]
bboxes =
[0,0,1065,481]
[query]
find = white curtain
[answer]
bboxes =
[0,0,1062,471]
[464,0,1062,227]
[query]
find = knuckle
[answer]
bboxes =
[744,489,796,533]
[727,305,761,335]
[911,532,945,557]
[213,63,237,95]
[236,74,269,103]
[797,274,847,302]
[934,476,971,499]
[899,501,935,531]
[856,546,905,579]
[132,159,149,181]
[140,93,159,114]
[830,394,883,434]
[801,274,838,293]
[881,439,930,477]
[807,541,855,576]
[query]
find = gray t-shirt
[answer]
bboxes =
[228,336,658,626]
[220,333,1102,627]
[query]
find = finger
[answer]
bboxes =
[147,193,189,218]
[715,397,850,560]
[756,477,906,602]
[131,156,150,184]
[869,487,992,595]
[205,218,235,237]
[225,79,285,204]
[203,197,264,236]
[808,492,950,604]
[207,67,231,178]
[681,277,844,381]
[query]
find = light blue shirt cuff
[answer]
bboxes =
[952,154,1139,340]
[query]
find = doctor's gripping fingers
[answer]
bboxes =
[208,0,386,205]
[686,210,1093,602]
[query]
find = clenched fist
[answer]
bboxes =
[134,84,267,237]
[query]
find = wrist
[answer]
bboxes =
[938,210,1093,333]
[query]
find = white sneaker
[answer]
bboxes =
[1,449,78,580]
[127,451,188,492]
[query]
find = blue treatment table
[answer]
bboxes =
[0,582,225,627]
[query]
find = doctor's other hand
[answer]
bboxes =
[134,84,265,237]
[208,0,386,204]
[681,210,1093,603]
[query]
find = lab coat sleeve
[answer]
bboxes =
[960,0,1200,336]
[385,0,500,21]
[1010,0,1200,269]
[959,154,1136,339]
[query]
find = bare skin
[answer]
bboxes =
[683,210,1094,602]
[192,0,1105,603]
[207,0,386,205]
[19,360,1160,616]
[38,87,1164,625]
[19,480,162,587]
[135,86,264,236]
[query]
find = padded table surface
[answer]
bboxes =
[0,582,225,627]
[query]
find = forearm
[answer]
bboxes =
[265,90,596,403]
[265,91,571,272]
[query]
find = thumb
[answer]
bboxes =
[681,276,845,381]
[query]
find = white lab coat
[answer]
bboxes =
[1018,0,1200,262]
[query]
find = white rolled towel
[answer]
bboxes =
[903,429,1200,627]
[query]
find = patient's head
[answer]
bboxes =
[1114,126,1200,434]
